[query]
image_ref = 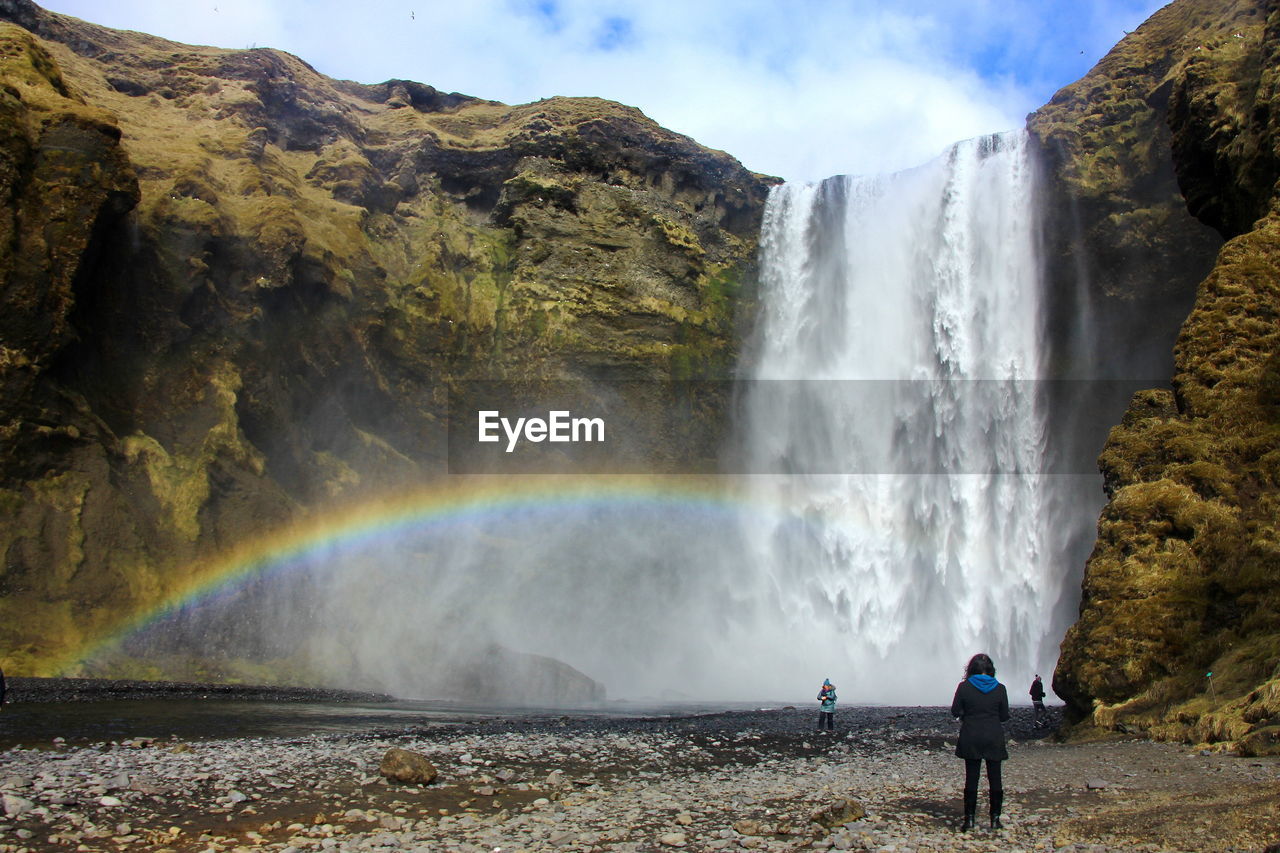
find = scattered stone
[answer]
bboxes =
[129,778,164,795]
[812,797,866,828]
[1085,779,1109,790]
[2,795,34,817]
[0,704,1263,852]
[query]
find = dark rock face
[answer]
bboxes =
[0,23,138,446]
[0,0,775,699]
[1039,0,1280,751]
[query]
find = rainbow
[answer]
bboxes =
[58,474,805,674]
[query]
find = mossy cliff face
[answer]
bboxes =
[1027,0,1237,378]
[1042,0,1280,753]
[0,0,775,690]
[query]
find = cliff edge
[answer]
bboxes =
[1036,0,1280,754]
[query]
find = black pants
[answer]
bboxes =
[963,758,1003,817]
[818,711,834,730]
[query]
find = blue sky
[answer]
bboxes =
[40,0,1167,182]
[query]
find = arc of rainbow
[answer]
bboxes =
[57,474,845,675]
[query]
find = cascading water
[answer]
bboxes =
[733,131,1063,702]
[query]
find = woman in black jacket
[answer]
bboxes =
[950,652,1009,831]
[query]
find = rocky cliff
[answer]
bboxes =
[1033,0,1280,754]
[0,0,775,698]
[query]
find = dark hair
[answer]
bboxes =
[965,653,996,678]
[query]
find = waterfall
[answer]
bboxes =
[735,131,1061,701]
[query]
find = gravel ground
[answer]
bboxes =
[1,696,1278,852]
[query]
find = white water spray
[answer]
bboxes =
[733,131,1059,702]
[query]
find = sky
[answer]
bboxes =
[39,0,1169,183]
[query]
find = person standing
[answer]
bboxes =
[950,653,1009,831]
[816,679,836,731]
[1030,674,1047,728]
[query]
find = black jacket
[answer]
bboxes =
[951,679,1009,760]
[1030,679,1045,702]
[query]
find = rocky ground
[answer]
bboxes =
[1,698,1278,853]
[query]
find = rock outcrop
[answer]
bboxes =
[1038,0,1280,752]
[1029,0,1226,382]
[0,0,775,699]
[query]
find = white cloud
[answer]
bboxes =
[40,0,1162,182]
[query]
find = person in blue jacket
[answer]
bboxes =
[816,678,836,731]
[950,652,1009,831]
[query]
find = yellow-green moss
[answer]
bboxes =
[651,214,705,256]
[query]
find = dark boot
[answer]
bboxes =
[989,789,1004,830]
[961,788,978,831]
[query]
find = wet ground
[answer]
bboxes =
[0,677,785,749]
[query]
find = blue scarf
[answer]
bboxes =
[968,674,999,693]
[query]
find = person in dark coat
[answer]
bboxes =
[950,652,1009,831]
[1030,674,1047,728]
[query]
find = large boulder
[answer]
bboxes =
[378,748,438,785]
